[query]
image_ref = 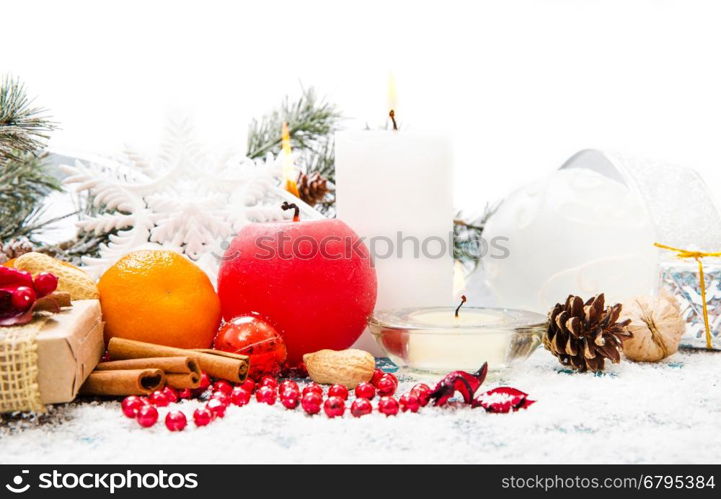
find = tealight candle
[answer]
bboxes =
[368,301,546,373]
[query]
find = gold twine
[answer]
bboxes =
[655,242,720,349]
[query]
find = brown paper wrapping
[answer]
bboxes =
[79,369,165,396]
[95,356,201,389]
[107,338,249,383]
[36,300,105,404]
[1,300,104,412]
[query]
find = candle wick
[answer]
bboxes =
[281,201,300,222]
[389,109,398,131]
[454,295,467,318]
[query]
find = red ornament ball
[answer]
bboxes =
[165,411,187,431]
[121,396,145,418]
[213,315,287,379]
[323,396,345,418]
[371,369,385,386]
[281,392,300,409]
[240,379,256,393]
[399,393,421,413]
[328,384,349,400]
[206,398,227,418]
[217,219,377,366]
[378,396,399,416]
[148,390,170,407]
[136,405,159,427]
[178,388,193,399]
[162,386,179,403]
[375,375,397,397]
[350,398,372,418]
[354,382,376,400]
[255,385,277,405]
[280,380,299,394]
[410,383,432,407]
[212,380,234,396]
[33,272,58,298]
[193,407,214,427]
[301,392,323,415]
[230,386,251,406]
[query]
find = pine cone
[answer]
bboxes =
[0,237,34,264]
[543,293,632,372]
[297,172,329,206]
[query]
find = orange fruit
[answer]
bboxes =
[99,250,221,349]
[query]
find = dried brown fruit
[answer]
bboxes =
[14,252,98,300]
[303,349,375,388]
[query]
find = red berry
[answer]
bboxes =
[162,386,178,403]
[210,392,231,407]
[121,396,145,418]
[302,383,323,397]
[165,411,187,431]
[230,386,251,406]
[32,272,58,298]
[212,380,234,396]
[281,393,300,409]
[148,390,170,407]
[280,380,299,393]
[323,396,345,418]
[350,398,372,417]
[371,369,385,386]
[255,385,277,405]
[301,392,323,415]
[178,388,193,399]
[11,286,36,310]
[136,405,159,427]
[328,384,349,400]
[410,383,432,407]
[240,379,256,393]
[193,407,214,427]
[375,375,397,397]
[378,396,399,416]
[385,372,399,387]
[399,393,421,413]
[354,382,376,400]
[206,398,227,418]
[259,375,278,389]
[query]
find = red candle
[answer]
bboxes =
[217,203,377,366]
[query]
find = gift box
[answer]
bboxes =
[0,300,104,413]
[660,259,721,350]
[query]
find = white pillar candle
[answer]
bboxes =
[335,130,454,353]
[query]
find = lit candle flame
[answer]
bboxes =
[281,122,299,196]
[388,73,398,131]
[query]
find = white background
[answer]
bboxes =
[3,0,721,210]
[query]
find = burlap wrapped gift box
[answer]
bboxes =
[0,300,104,413]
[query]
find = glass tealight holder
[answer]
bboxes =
[368,307,547,373]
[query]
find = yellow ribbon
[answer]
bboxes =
[655,242,720,349]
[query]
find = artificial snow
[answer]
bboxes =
[1,349,719,464]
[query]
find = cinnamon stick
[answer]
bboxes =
[79,369,165,396]
[94,357,201,389]
[107,338,249,383]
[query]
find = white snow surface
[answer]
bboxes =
[1,349,719,464]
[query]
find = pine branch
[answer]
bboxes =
[453,203,500,270]
[0,75,56,163]
[246,87,342,160]
[0,153,62,242]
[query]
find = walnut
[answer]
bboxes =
[621,293,686,362]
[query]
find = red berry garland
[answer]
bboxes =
[120,365,533,432]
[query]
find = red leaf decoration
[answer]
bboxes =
[429,363,488,406]
[472,386,534,413]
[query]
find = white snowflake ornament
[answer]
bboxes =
[60,122,323,283]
